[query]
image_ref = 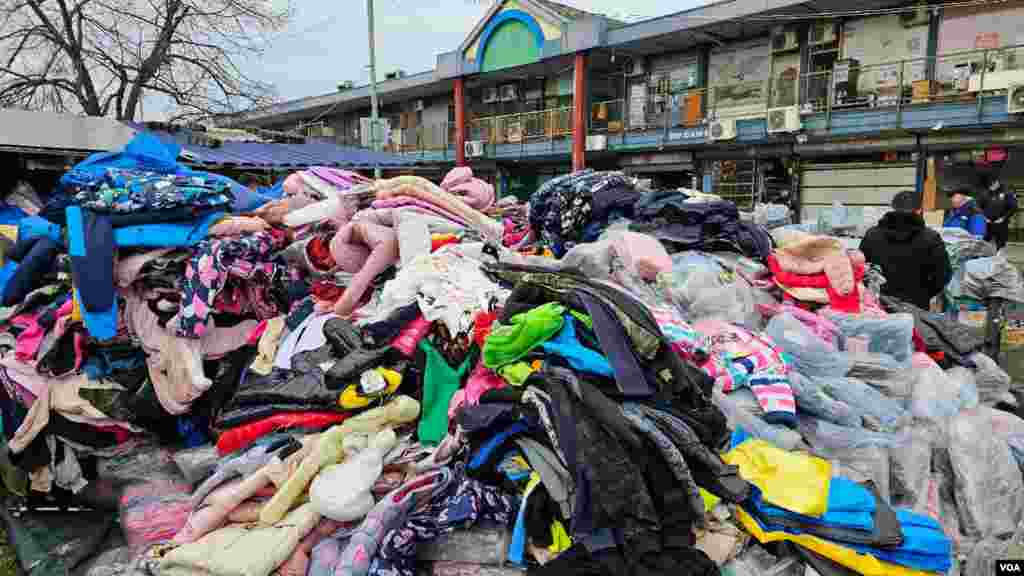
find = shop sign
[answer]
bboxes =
[670,127,708,140]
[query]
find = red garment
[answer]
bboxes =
[473,310,498,347]
[767,254,866,289]
[392,316,432,357]
[247,319,269,346]
[216,412,350,455]
[310,280,345,302]
[824,282,861,313]
[431,235,459,252]
[306,236,335,271]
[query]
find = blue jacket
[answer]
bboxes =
[943,199,987,237]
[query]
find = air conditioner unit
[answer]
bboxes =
[707,118,737,141]
[810,22,838,45]
[413,99,425,112]
[586,135,607,151]
[767,106,802,134]
[1009,83,1024,114]
[625,58,646,76]
[500,84,518,101]
[899,7,930,28]
[464,140,485,158]
[772,29,798,53]
[969,69,1024,92]
[483,87,499,103]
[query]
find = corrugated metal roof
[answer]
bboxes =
[135,124,417,169]
[180,141,417,169]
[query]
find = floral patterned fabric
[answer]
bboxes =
[528,170,633,256]
[175,230,287,339]
[369,464,518,576]
[64,168,233,214]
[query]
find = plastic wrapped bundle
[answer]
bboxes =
[172,445,220,485]
[825,312,915,367]
[817,376,910,432]
[118,481,193,552]
[948,407,1024,540]
[971,352,1014,406]
[797,414,908,453]
[658,252,757,327]
[713,390,803,451]
[766,313,853,379]
[417,526,510,565]
[788,372,862,428]
[890,423,940,515]
[910,358,979,422]
[822,444,892,504]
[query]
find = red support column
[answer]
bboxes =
[572,52,587,172]
[454,77,466,167]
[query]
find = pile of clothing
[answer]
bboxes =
[1,148,1021,576]
[767,230,870,313]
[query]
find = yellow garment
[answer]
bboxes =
[71,291,82,322]
[249,316,286,376]
[700,488,721,512]
[338,368,403,410]
[736,507,935,576]
[549,520,571,554]
[0,226,16,241]
[722,439,831,517]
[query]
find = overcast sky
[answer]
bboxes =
[250,0,707,103]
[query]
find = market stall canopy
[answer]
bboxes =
[133,124,420,171]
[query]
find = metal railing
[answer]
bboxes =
[327,43,1024,159]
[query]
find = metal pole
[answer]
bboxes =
[367,0,382,179]
[977,49,988,121]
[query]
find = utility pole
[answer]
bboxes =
[367,0,382,179]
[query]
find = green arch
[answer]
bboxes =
[480,19,541,73]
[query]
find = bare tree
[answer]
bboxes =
[0,0,291,121]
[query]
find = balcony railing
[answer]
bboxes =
[332,43,1024,159]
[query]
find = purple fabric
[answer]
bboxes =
[310,168,367,190]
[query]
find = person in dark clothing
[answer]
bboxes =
[860,191,952,310]
[980,179,1018,250]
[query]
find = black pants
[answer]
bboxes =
[986,220,1010,250]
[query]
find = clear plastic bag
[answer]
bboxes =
[118,480,193,552]
[417,526,510,565]
[788,372,863,428]
[765,314,853,379]
[659,252,758,326]
[172,445,220,485]
[890,423,940,515]
[946,367,980,412]
[822,444,892,504]
[910,360,974,422]
[970,352,1014,406]
[816,376,910,432]
[713,390,804,451]
[824,312,915,367]
[847,356,916,400]
[798,414,908,453]
[948,407,1024,540]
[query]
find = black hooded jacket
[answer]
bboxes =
[860,211,952,310]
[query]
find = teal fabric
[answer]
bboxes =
[417,340,472,445]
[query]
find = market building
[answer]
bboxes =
[222,0,1024,235]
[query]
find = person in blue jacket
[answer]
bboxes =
[943,185,987,237]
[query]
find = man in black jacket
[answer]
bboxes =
[860,191,952,310]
